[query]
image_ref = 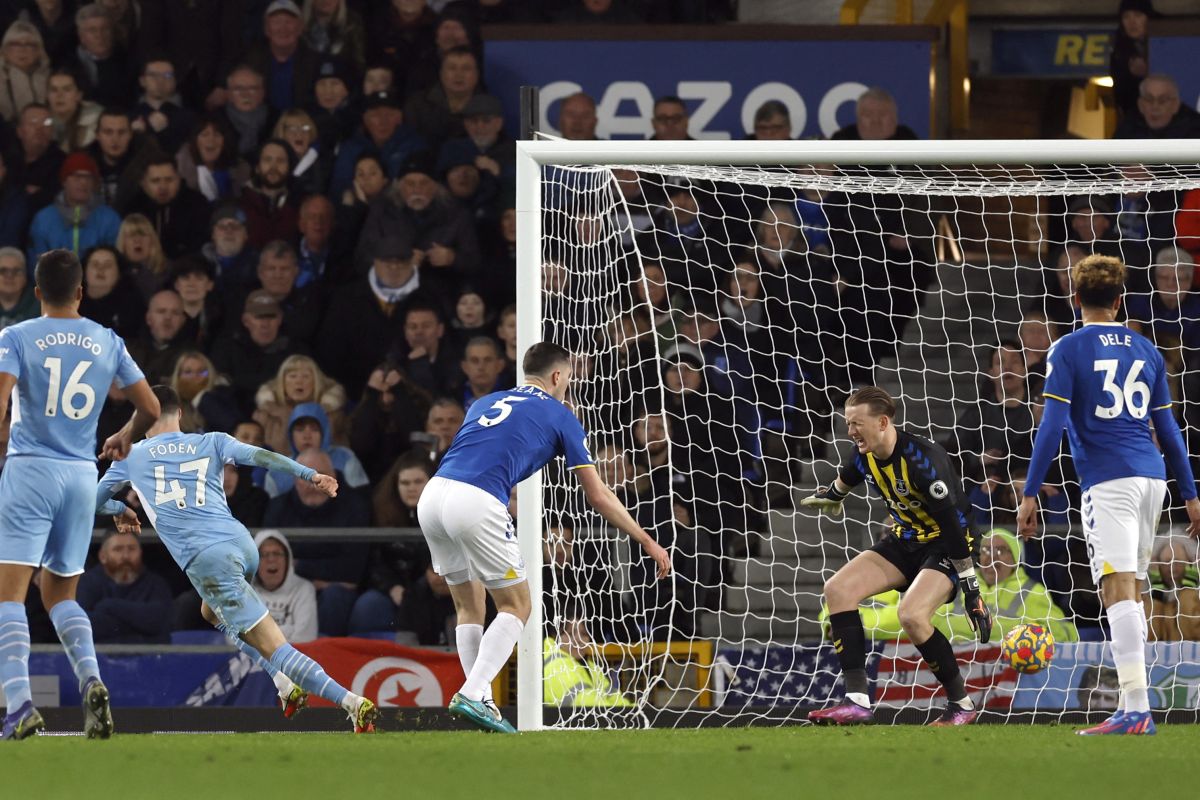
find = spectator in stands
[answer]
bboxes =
[126,154,211,259]
[0,151,31,249]
[358,450,435,630]
[46,66,101,150]
[246,0,320,114]
[832,87,917,141]
[87,108,138,208]
[366,0,435,86]
[132,54,194,156]
[1041,243,1086,327]
[240,138,300,249]
[170,255,222,348]
[334,153,388,251]
[79,244,142,338]
[212,289,310,414]
[558,91,598,140]
[1111,1,1156,119]
[254,352,347,454]
[455,336,506,412]
[226,461,269,527]
[318,234,423,396]
[349,358,431,481]
[247,240,324,345]
[28,151,121,264]
[169,349,240,434]
[264,402,368,500]
[273,108,327,196]
[1019,310,1058,380]
[1145,535,1200,641]
[308,55,357,148]
[76,529,173,644]
[303,0,366,69]
[395,562,457,646]
[127,288,189,385]
[13,102,64,211]
[447,287,491,351]
[252,529,318,643]
[0,20,49,122]
[222,65,272,158]
[295,194,337,287]
[117,213,168,299]
[967,462,1069,530]
[69,3,129,108]
[496,303,516,366]
[650,95,690,141]
[1115,74,1200,139]
[420,396,464,458]
[263,448,371,636]
[21,0,73,69]
[946,340,1038,484]
[749,100,792,140]
[328,89,426,199]
[400,301,458,397]
[361,64,394,97]
[1127,247,1200,403]
[202,203,257,291]
[438,93,514,189]
[176,113,251,204]
[0,247,36,329]
[629,409,675,531]
[137,0,243,111]
[1066,197,1121,258]
[403,45,479,143]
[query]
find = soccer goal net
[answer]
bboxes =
[514,140,1200,730]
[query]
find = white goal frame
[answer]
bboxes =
[513,138,1200,732]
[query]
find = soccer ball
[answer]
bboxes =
[1001,623,1055,674]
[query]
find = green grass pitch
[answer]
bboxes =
[5,726,1196,799]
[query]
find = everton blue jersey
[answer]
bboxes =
[1042,322,1171,491]
[435,385,595,504]
[97,432,314,568]
[0,316,143,461]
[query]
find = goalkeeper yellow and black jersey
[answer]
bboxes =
[838,429,973,548]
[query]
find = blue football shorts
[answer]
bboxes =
[0,456,98,577]
[184,535,271,636]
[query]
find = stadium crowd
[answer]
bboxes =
[1,0,1197,649]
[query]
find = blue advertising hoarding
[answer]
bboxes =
[1151,36,1200,112]
[485,38,932,140]
[991,28,1113,77]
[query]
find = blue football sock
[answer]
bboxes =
[48,600,100,691]
[0,601,33,712]
[269,643,349,709]
[213,621,280,678]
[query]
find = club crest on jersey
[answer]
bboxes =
[894,480,908,496]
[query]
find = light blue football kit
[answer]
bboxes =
[0,317,144,574]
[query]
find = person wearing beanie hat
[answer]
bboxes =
[301,0,366,70]
[308,56,359,147]
[202,202,258,293]
[26,150,120,264]
[327,88,427,198]
[1110,0,1161,120]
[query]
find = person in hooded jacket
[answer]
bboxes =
[27,151,121,265]
[263,401,368,498]
[252,529,318,643]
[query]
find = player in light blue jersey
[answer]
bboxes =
[96,386,379,733]
[418,342,672,733]
[0,249,160,741]
[1019,255,1200,736]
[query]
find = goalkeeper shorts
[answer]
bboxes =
[870,535,960,602]
[1082,476,1166,584]
[417,477,525,589]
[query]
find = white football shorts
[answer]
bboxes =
[1081,476,1166,584]
[416,476,525,589]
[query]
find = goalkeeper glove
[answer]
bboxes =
[800,483,847,518]
[959,572,993,644]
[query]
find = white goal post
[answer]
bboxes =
[515,138,1200,732]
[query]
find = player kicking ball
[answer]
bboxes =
[418,342,672,733]
[95,386,379,733]
[801,387,992,726]
[1018,255,1200,736]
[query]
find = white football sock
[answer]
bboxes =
[273,670,297,697]
[461,613,523,701]
[845,692,870,709]
[1107,600,1150,714]
[456,623,491,702]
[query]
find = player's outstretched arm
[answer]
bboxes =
[1150,405,1200,537]
[0,372,15,421]
[575,467,671,579]
[100,380,162,461]
[94,468,140,534]
[228,439,339,497]
[1018,398,1070,540]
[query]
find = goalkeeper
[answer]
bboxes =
[801,387,991,726]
